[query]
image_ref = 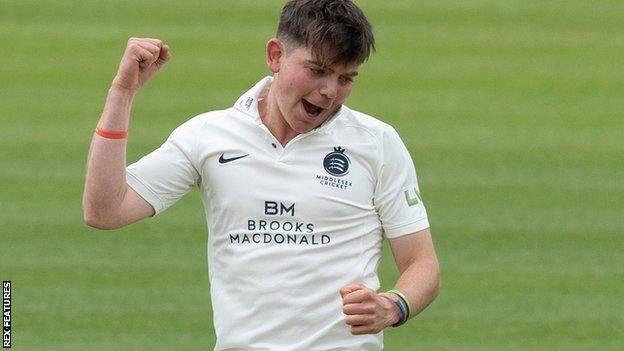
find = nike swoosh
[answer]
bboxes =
[219,153,249,164]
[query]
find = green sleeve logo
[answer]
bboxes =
[404,187,422,207]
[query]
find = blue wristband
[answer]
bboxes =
[391,298,408,327]
[387,289,412,319]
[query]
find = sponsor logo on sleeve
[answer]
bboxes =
[404,187,422,206]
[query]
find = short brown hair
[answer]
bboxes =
[277,0,375,66]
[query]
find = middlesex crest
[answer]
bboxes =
[316,146,353,190]
[323,147,350,177]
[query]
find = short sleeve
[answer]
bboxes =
[126,118,202,215]
[374,127,430,238]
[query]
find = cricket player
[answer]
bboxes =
[83,0,440,349]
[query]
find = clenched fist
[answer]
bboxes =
[340,284,401,335]
[111,37,171,92]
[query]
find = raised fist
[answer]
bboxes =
[111,37,171,92]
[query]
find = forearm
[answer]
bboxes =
[393,257,441,318]
[341,255,440,334]
[82,87,135,222]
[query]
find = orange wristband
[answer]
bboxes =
[95,127,127,139]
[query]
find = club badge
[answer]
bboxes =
[323,147,350,177]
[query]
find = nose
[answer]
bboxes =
[319,78,338,100]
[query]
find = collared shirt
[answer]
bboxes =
[126,77,429,350]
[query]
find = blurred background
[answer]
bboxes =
[1,0,623,350]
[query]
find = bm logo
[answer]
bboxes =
[323,147,350,177]
[264,201,295,216]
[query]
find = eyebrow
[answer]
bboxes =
[306,60,359,77]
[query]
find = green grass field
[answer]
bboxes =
[2,0,623,350]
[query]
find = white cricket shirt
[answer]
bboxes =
[126,77,430,350]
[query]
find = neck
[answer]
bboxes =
[258,84,299,146]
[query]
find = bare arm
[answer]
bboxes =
[387,228,441,317]
[340,228,440,335]
[82,37,171,230]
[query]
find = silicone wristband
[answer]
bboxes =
[391,298,408,327]
[95,127,127,139]
[387,289,412,320]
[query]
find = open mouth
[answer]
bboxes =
[302,99,324,117]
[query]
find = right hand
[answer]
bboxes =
[111,37,171,93]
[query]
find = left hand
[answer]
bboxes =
[340,284,401,335]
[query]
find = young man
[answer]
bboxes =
[83,0,440,349]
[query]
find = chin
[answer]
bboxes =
[288,116,318,134]
[291,123,315,134]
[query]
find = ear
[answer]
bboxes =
[266,38,285,74]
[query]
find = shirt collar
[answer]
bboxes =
[233,76,346,134]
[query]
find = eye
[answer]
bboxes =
[339,76,354,85]
[310,67,325,75]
